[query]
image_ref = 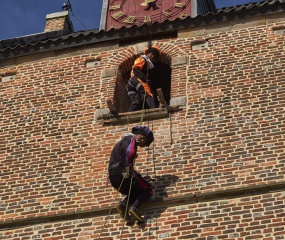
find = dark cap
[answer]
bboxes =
[132,126,154,146]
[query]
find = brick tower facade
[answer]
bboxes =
[0,1,285,239]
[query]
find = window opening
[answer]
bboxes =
[113,52,172,113]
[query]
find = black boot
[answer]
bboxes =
[116,201,131,222]
[129,206,143,222]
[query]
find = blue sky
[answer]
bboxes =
[0,0,262,40]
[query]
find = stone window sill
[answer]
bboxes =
[96,105,180,125]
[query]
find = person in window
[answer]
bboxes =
[126,46,161,112]
[108,126,154,222]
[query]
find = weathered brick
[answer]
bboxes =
[0,4,285,240]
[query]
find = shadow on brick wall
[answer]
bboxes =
[133,174,179,230]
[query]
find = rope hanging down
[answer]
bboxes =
[98,176,125,239]
[99,117,156,238]
[119,175,134,238]
[99,35,158,238]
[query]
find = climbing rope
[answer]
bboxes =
[100,40,161,238]
[119,175,134,238]
[116,92,151,237]
[145,121,159,240]
[99,91,150,238]
[140,90,148,125]
[145,120,156,180]
[98,176,125,240]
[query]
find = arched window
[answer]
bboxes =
[113,52,172,113]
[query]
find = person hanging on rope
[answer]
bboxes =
[108,126,154,222]
[126,46,161,112]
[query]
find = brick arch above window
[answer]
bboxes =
[113,52,172,113]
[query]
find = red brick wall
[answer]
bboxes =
[0,14,285,239]
[1,192,284,239]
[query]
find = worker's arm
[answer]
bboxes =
[122,166,130,178]
[121,136,137,178]
[132,57,148,82]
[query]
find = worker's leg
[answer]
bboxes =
[145,95,157,109]
[109,174,133,221]
[128,93,143,111]
[128,171,153,221]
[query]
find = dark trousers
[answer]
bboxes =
[109,172,153,208]
[128,93,156,112]
[126,76,158,112]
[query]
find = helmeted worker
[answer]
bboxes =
[126,46,161,112]
[108,126,154,222]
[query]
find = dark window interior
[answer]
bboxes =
[113,53,172,113]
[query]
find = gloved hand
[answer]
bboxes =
[122,166,130,178]
[122,172,130,178]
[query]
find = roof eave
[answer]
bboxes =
[1,0,284,61]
